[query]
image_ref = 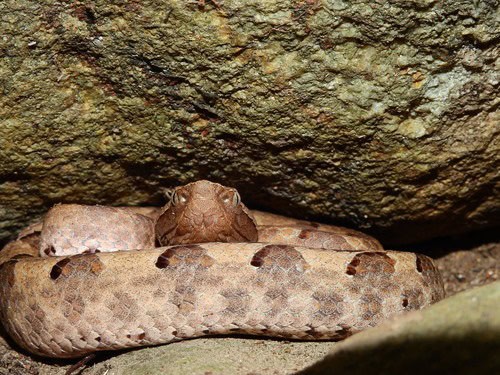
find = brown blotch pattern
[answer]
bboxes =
[44,246,56,256]
[346,252,396,277]
[360,293,383,320]
[9,254,34,260]
[415,253,435,274]
[415,253,445,301]
[298,229,312,239]
[155,245,214,269]
[50,254,104,280]
[312,291,343,319]
[265,288,288,300]
[109,291,138,321]
[50,258,71,280]
[250,245,309,273]
[221,288,251,317]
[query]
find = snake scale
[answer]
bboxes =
[0,180,444,359]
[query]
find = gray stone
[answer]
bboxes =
[1,0,498,245]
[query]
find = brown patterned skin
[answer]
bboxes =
[40,204,156,257]
[0,180,445,358]
[257,226,383,251]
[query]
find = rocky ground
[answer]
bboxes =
[1,229,497,375]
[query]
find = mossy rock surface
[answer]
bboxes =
[1,0,498,245]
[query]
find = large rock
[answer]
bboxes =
[0,0,498,245]
[301,281,500,374]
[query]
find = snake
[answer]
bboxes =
[0,180,444,359]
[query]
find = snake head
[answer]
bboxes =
[155,180,258,245]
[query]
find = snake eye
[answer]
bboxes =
[222,191,240,207]
[232,192,241,207]
[171,190,187,206]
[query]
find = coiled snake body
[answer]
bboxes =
[0,181,444,358]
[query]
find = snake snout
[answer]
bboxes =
[201,212,220,227]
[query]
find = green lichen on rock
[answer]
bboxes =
[0,0,499,245]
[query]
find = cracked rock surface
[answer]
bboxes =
[0,0,498,246]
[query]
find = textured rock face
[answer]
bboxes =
[0,0,498,245]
